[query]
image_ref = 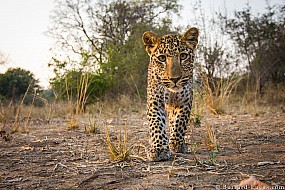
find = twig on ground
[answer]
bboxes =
[78,173,99,185]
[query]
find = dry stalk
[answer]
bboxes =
[13,82,33,132]
[204,122,219,151]
[105,121,132,162]
[23,88,37,132]
[199,71,243,115]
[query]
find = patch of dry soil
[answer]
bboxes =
[0,112,284,189]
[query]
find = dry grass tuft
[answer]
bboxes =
[105,122,132,162]
[85,112,100,134]
[64,72,91,130]
[202,73,243,115]
[204,122,220,165]
[204,122,219,151]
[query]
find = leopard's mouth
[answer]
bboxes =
[162,79,184,92]
[162,76,190,92]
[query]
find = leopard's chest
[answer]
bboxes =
[164,84,192,108]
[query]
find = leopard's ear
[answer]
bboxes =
[182,27,199,49]
[142,31,159,55]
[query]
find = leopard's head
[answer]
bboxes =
[142,27,199,92]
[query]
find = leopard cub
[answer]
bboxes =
[142,27,199,161]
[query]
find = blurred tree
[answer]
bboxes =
[188,0,241,98]
[220,4,285,93]
[0,67,39,101]
[47,0,181,100]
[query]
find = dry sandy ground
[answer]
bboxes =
[0,111,284,189]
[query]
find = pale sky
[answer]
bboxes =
[0,0,54,88]
[0,0,284,88]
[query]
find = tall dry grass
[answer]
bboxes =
[0,82,41,133]
[65,72,92,129]
[191,70,244,118]
[192,69,285,116]
[202,73,243,115]
[228,83,285,114]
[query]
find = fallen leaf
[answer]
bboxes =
[238,176,272,190]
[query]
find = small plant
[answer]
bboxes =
[66,119,80,129]
[193,114,202,126]
[208,149,219,166]
[189,142,204,166]
[85,113,100,134]
[168,155,177,179]
[204,123,219,150]
[191,86,206,125]
[105,122,132,162]
[204,122,219,165]
[88,123,100,134]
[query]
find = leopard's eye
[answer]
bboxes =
[180,53,188,60]
[158,55,166,62]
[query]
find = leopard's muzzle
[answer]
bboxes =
[162,57,187,92]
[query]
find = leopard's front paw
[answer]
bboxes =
[147,146,170,161]
[169,140,188,153]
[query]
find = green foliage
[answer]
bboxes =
[206,149,219,166]
[221,4,285,89]
[50,69,112,103]
[102,27,149,97]
[193,114,202,126]
[0,67,39,101]
[41,89,55,102]
[47,0,181,100]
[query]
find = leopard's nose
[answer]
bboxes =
[170,77,180,84]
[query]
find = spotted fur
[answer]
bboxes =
[142,28,199,161]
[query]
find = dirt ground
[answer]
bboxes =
[0,111,284,190]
